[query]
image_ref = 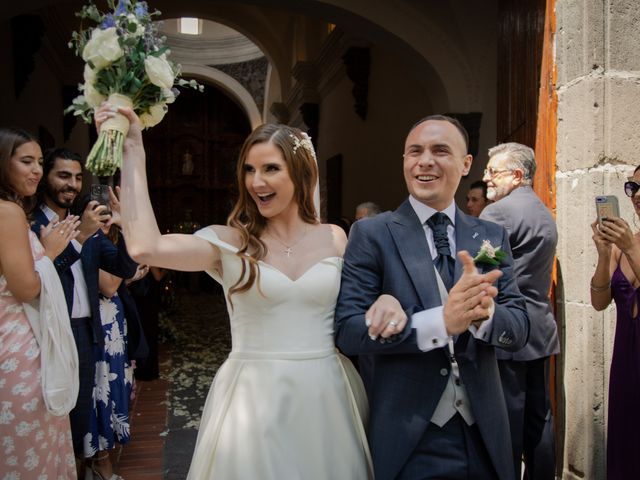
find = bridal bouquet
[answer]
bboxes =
[66,0,203,176]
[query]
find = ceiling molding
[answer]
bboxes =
[165,33,264,65]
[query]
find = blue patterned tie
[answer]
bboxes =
[427,212,454,290]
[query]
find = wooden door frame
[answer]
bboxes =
[533,0,562,473]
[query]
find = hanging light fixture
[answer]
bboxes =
[178,17,202,35]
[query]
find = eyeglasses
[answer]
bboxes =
[483,168,512,178]
[624,181,640,197]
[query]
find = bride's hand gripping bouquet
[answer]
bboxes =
[66,0,203,176]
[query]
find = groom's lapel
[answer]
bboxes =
[454,208,487,282]
[388,199,440,308]
[453,209,487,364]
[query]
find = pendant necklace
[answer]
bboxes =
[266,225,309,258]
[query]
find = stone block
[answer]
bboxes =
[557,167,635,303]
[561,302,607,479]
[556,0,605,87]
[557,169,600,303]
[557,76,604,172]
[604,76,640,164]
[606,0,640,71]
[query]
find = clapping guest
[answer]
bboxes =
[0,127,80,478]
[31,148,138,477]
[79,195,139,480]
[590,165,640,479]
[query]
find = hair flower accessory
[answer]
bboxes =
[473,239,507,266]
[289,132,316,161]
[65,0,203,176]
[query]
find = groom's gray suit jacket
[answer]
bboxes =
[335,199,529,480]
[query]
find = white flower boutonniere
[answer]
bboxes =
[473,239,507,267]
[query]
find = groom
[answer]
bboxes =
[335,115,529,480]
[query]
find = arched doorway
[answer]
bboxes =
[142,82,252,235]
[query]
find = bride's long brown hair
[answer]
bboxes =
[227,124,319,301]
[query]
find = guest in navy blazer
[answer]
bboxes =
[31,148,137,475]
[335,116,529,480]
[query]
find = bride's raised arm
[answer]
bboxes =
[96,104,223,272]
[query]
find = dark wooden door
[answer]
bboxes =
[497,0,556,210]
[142,83,251,234]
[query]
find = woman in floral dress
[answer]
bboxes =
[0,127,80,478]
[84,222,136,480]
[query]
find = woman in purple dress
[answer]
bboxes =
[590,165,640,479]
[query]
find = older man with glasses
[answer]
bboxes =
[480,143,559,480]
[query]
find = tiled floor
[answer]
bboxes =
[114,348,171,480]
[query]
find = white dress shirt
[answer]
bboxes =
[41,204,91,318]
[407,196,493,352]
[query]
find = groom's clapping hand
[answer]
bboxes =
[443,250,502,336]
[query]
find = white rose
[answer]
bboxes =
[126,14,145,37]
[144,55,174,90]
[139,103,167,129]
[83,64,96,85]
[83,82,106,108]
[162,88,175,104]
[82,27,124,70]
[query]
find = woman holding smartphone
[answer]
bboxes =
[590,165,640,480]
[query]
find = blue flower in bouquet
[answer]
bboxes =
[65,0,203,176]
[100,14,116,29]
[134,2,148,18]
[115,0,130,17]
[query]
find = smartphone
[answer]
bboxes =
[595,195,620,226]
[90,184,111,214]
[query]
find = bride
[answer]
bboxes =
[96,105,373,479]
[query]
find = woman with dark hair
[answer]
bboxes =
[0,127,79,478]
[95,105,372,479]
[590,164,640,479]
[71,192,143,480]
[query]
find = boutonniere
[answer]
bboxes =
[473,239,507,266]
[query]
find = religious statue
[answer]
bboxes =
[182,150,194,176]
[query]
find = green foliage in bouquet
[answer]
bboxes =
[66,0,203,176]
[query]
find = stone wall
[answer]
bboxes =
[556,0,640,477]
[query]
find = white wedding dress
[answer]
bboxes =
[187,228,373,479]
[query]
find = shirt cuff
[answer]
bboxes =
[412,306,449,352]
[468,300,495,341]
[71,239,82,253]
